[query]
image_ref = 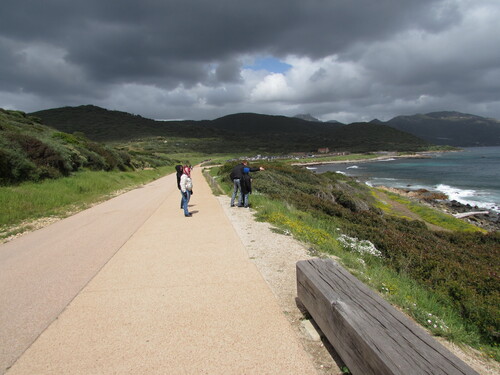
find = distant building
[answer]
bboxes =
[318,147,329,154]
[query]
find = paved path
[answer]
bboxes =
[1,168,318,374]
[1,173,173,374]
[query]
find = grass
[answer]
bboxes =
[0,167,172,239]
[379,190,486,232]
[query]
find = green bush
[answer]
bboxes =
[0,146,39,184]
[0,108,138,185]
[6,133,71,178]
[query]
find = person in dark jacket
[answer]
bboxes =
[240,167,252,208]
[229,161,264,207]
[175,165,183,209]
[180,165,193,217]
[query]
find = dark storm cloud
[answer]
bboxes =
[1,0,453,86]
[1,0,499,122]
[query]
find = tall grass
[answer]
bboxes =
[381,190,485,232]
[0,167,171,237]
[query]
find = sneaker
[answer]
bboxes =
[185,213,192,217]
[230,204,235,207]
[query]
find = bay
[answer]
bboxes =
[313,146,500,212]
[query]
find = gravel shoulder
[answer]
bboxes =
[217,195,344,375]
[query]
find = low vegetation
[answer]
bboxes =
[216,162,499,358]
[0,109,185,186]
[376,190,486,232]
[0,109,130,184]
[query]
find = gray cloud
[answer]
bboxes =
[1,0,499,122]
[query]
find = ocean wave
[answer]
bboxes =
[436,184,477,200]
[346,165,359,169]
[376,158,396,162]
[305,166,317,170]
[435,184,499,212]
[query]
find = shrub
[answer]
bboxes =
[6,133,71,178]
[51,131,81,145]
[0,146,39,184]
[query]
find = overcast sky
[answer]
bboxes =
[1,0,499,123]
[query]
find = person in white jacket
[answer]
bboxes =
[180,165,193,217]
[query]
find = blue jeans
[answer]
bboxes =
[243,193,249,207]
[182,190,191,215]
[230,179,242,206]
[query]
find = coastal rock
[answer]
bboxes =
[379,186,499,232]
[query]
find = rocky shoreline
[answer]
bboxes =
[380,186,500,232]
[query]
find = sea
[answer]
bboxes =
[312,146,500,213]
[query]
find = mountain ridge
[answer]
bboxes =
[385,111,500,146]
[30,105,430,153]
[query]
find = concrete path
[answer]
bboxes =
[2,168,318,374]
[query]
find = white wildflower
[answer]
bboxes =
[338,234,382,257]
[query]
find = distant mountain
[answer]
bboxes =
[294,113,321,122]
[325,122,430,152]
[385,111,500,146]
[327,120,345,125]
[31,105,430,153]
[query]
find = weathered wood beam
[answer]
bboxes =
[453,211,489,218]
[297,258,479,375]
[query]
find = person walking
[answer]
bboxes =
[180,165,193,217]
[229,161,264,207]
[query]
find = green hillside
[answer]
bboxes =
[0,109,175,185]
[30,105,209,142]
[31,105,430,153]
[208,112,343,133]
